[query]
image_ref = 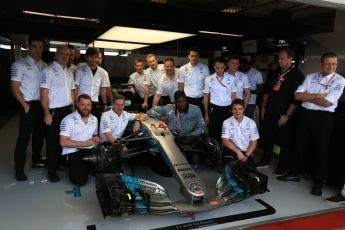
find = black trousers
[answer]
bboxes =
[14,101,45,172]
[291,108,333,185]
[91,102,102,122]
[245,104,256,119]
[159,95,171,106]
[260,112,292,170]
[223,148,256,169]
[45,106,72,174]
[187,97,204,117]
[209,104,231,145]
[131,94,144,105]
[147,95,154,110]
[67,149,92,186]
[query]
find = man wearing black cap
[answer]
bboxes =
[148,90,205,137]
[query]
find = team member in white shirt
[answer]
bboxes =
[96,52,113,105]
[222,99,259,168]
[203,57,236,144]
[152,57,178,108]
[74,47,83,67]
[100,95,148,143]
[60,94,100,186]
[11,36,48,181]
[241,59,264,118]
[67,45,77,102]
[67,44,77,74]
[278,52,345,196]
[227,56,251,110]
[128,59,150,106]
[40,45,75,182]
[75,47,110,120]
[178,47,209,115]
[143,53,164,109]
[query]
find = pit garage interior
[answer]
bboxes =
[0,0,345,229]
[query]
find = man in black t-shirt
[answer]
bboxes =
[256,48,304,176]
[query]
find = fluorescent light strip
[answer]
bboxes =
[23,10,99,23]
[49,40,86,47]
[199,30,244,37]
[89,40,148,51]
[151,0,167,3]
[98,26,195,44]
[104,51,119,56]
[0,44,11,49]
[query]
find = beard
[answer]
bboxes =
[77,109,91,117]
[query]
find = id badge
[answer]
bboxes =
[273,84,281,91]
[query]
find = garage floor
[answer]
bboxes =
[0,115,343,230]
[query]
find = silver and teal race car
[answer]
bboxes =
[86,117,268,218]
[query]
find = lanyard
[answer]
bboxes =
[273,65,294,91]
[216,76,227,88]
[278,65,294,81]
[177,110,182,130]
[318,72,336,89]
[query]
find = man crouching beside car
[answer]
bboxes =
[60,94,100,186]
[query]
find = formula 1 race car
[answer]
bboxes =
[85,117,269,218]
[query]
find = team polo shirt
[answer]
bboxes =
[68,64,78,74]
[100,110,136,141]
[246,67,263,105]
[40,61,75,109]
[295,72,345,112]
[177,62,210,98]
[156,73,179,102]
[221,116,259,152]
[60,111,98,155]
[203,72,236,106]
[143,65,165,94]
[228,71,251,100]
[128,72,151,98]
[11,55,47,101]
[74,65,110,102]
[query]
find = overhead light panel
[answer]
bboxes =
[89,40,148,51]
[287,0,345,9]
[23,10,99,23]
[98,26,195,44]
[199,30,244,37]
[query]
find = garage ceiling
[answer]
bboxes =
[0,0,337,50]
